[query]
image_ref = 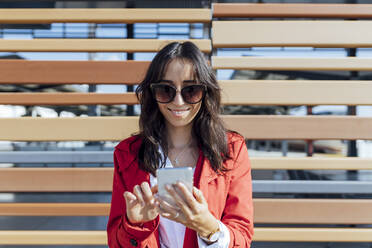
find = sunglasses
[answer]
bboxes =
[150,83,206,104]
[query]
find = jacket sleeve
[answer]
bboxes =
[107,149,159,248]
[222,137,254,248]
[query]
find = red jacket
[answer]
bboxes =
[107,132,254,247]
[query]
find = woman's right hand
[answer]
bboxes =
[123,182,159,225]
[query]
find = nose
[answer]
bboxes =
[172,90,185,105]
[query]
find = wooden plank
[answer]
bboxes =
[212,57,372,71]
[0,203,109,216]
[2,199,372,225]
[1,228,372,244]
[212,21,372,48]
[4,80,372,105]
[254,180,372,194]
[1,116,372,141]
[0,151,114,163]
[225,116,372,140]
[0,231,107,245]
[0,60,149,85]
[0,117,138,141]
[219,80,372,106]
[253,228,372,242]
[213,3,372,18]
[0,93,138,105]
[1,154,371,170]
[1,156,371,191]
[254,199,372,224]
[4,57,371,85]
[0,8,211,23]
[0,168,113,192]
[251,157,372,170]
[0,39,211,52]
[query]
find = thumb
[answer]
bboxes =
[193,187,206,204]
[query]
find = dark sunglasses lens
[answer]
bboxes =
[181,85,205,104]
[152,85,176,103]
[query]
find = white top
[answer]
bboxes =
[149,151,230,248]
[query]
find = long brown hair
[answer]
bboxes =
[135,41,230,176]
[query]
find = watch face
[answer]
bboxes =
[209,231,221,242]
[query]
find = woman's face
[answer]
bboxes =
[156,59,202,130]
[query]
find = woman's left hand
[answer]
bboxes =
[155,182,219,238]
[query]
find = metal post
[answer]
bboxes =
[306,106,314,157]
[126,1,135,116]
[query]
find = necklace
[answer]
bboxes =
[171,138,193,166]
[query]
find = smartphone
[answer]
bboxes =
[156,167,194,205]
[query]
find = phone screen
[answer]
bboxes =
[157,167,193,204]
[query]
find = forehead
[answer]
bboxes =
[162,59,196,80]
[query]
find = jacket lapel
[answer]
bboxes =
[198,153,218,201]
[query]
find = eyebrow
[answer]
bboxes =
[159,79,197,84]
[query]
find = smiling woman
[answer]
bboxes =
[154,59,203,129]
[107,42,254,248]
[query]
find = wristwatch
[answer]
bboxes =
[200,222,222,243]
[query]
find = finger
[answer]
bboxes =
[123,191,137,208]
[151,185,158,194]
[166,184,193,217]
[155,194,180,215]
[175,182,198,211]
[193,186,207,205]
[133,185,145,207]
[155,195,181,220]
[155,194,179,211]
[140,182,154,205]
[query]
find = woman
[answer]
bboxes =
[107,41,254,248]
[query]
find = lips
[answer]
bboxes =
[168,108,190,117]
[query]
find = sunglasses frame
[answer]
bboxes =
[150,83,207,104]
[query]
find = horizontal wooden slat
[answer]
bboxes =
[0,231,107,245]
[0,117,138,141]
[220,80,372,105]
[212,21,372,48]
[0,9,211,24]
[1,228,372,244]
[254,180,372,194]
[2,153,371,170]
[0,39,211,52]
[1,169,370,193]
[253,228,372,242]
[2,58,371,85]
[0,203,109,216]
[0,60,149,85]
[5,80,372,105]
[212,57,372,71]
[0,151,114,163]
[213,3,372,18]
[227,115,372,140]
[252,157,372,170]
[255,199,372,224]
[0,168,113,192]
[2,199,372,225]
[0,93,138,105]
[1,116,372,141]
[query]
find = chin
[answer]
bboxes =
[167,120,192,128]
